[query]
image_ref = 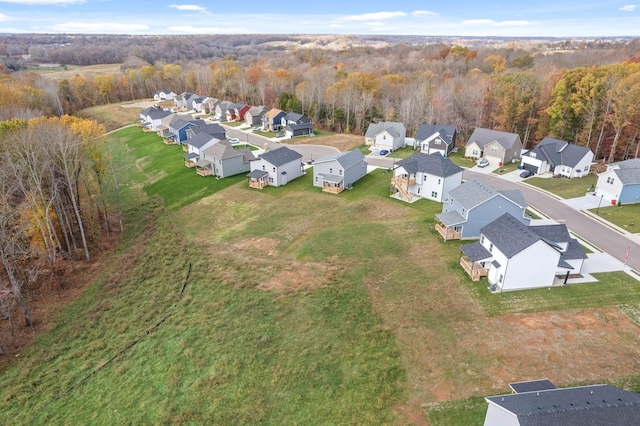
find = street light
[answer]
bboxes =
[596,194,604,215]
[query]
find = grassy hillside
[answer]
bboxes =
[2,126,640,424]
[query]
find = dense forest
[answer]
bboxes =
[2,34,640,348]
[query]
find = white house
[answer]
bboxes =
[520,137,593,177]
[248,146,303,189]
[364,121,406,152]
[182,133,221,167]
[153,90,176,101]
[415,123,457,157]
[594,158,640,205]
[459,213,586,291]
[139,106,172,132]
[392,152,464,203]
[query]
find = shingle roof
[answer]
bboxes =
[365,121,406,138]
[258,146,302,167]
[187,133,218,149]
[447,179,526,210]
[524,137,593,168]
[285,111,304,122]
[315,149,365,169]
[480,213,543,258]
[610,158,640,184]
[190,123,225,138]
[561,239,588,261]
[460,241,492,262]
[248,169,268,179]
[395,152,463,177]
[486,384,640,426]
[509,380,557,394]
[265,108,284,119]
[247,106,268,116]
[467,127,520,150]
[415,123,456,142]
[145,108,172,120]
[435,210,466,227]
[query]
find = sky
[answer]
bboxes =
[0,1,639,37]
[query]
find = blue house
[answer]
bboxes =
[436,178,530,240]
[595,158,640,205]
[169,118,203,145]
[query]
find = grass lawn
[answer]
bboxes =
[224,121,244,127]
[492,161,520,175]
[446,150,475,168]
[387,147,417,159]
[312,129,336,137]
[589,203,640,231]
[526,174,597,199]
[4,122,640,424]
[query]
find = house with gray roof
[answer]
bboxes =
[391,152,463,202]
[139,106,172,132]
[248,146,303,188]
[244,106,268,127]
[521,137,594,177]
[185,122,226,142]
[168,117,201,145]
[174,92,194,109]
[364,121,406,152]
[153,90,176,101]
[214,101,235,121]
[183,133,221,168]
[484,380,640,426]
[459,213,586,290]
[465,128,523,166]
[282,112,313,138]
[594,158,640,205]
[436,179,530,240]
[416,123,457,157]
[313,149,367,194]
[195,140,255,178]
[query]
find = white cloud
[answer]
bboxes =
[412,10,437,17]
[0,0,84,4]
[619,5,638,12]
[339,11,406,21]
[462,19,533,27]
[168,25,222,33]
[0,12,15,21]
[52,22,149,32]
[364,22,385,26]
[168,4,207,12]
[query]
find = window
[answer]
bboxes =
[268,177,273,183]
[273,167,276,172]
[329,168,333,174]
[499,274,503,283]
[315,176,318,182]
[491,146,498,152]
[480,235,485,243]
[450,198,453,205]
[438,178,441,184]
[461,208,466,216]
[584,166,589,172]
[489,243,493,253]
[607,177,614,184]
[530,152,537,159]
[339,169,342,175]
[472,150,479,156]
[423,175,427,181]
[435,138,441,145]
[431,191,438,198]
[262,165,265,170]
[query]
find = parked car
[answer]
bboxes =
[275,133,285,138]
[228,137,240,144]
[477,158,490,168]
[520,170,531,178]
[379,150,389,156]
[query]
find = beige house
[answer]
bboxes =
[465,128,522,166]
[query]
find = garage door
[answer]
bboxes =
[522,163,538,175]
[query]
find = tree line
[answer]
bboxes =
[0,116,112,354]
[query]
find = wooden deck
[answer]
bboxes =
[391,176,415,202]
[185,160,195,168]
[164,138,177,145]
[249,180,267,189]
[436,223,461,240]
[197,168,212,177]
[460,256,488,282]
[323,185,344,194]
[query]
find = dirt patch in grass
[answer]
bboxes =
[286,133,363,152]
[258,259,344,292]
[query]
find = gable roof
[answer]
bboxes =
[448,179,526,210]
[265,108,284,119]
[257,146,302,167]
[481,213,546,258]
[365,121,406,138]
[247,105,268,116]
[170,118,197,131]
[525,137,593,168]
[609,158,640,184]
[141,107,172,120]
[187,133,218,149]
[415,123,457,142]
[190,123,225,138]
[203,139,254,162]
[395,152,463,178]
[315,149,365,169]
[486,384,640,426]
[467,128,520,150]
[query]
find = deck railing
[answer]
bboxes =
[460,256,488,281]
[436,223,461,240]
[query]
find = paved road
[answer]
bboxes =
[464,170,640,272]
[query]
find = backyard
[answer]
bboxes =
[1,126,639,425]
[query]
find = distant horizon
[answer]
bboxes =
[0,1,639,38]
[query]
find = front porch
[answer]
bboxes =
[460,256,488,281]
[435,223,461,240]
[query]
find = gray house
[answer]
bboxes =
[196,140,255,178]
[248,146,303,189]
[416,123,457,156]
[484,380,640,426]
[214,101,235,121]
[313,149,367,194]
[245,106,268,126]
[436,179,530,240]
[465,128,523,166]
[364,121,406,152]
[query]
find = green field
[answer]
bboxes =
[2,126,640,424]
[526,174,597,199]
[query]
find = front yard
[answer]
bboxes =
[590,203,640,231]
[526,174,597,199]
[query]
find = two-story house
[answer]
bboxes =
[248,146,303,188]
[391,152,463,202]
[416,124,457,157]
[520,137,594,177]
[313,149,367,193]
